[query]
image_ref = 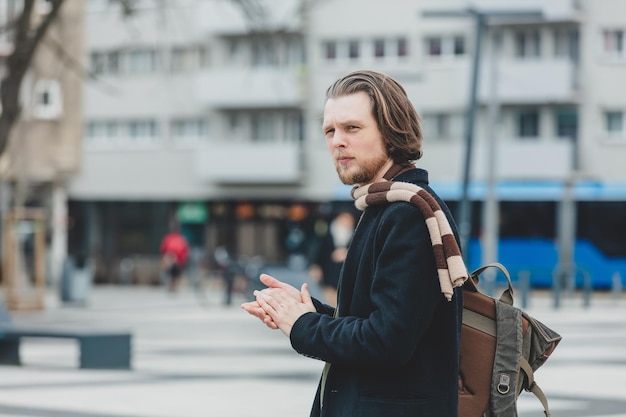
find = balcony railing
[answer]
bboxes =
[194,141,302,184]
[421,138,574,183]
[197,67,304,108]
[479,58,577,104]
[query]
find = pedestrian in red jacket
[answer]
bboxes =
[160,228,189,292]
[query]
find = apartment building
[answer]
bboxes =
[71,0,626,286]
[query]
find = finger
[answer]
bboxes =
[259,274,283,288]
[241,300,259,310]
[260,274,295,292]
[241,302,264,317]
[256,290,278,314]
[240,301,259,314]
[263,316,279,330]
[300,283,313,305]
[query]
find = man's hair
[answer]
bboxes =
[326,69,423,163]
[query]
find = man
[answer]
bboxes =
[242,70,464,416]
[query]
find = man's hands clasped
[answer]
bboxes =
[241,273,316,337]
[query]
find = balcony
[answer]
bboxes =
[194,141,302,184]
[197,68,304,109]
[196,0,302,35]
[479,58,577,104]
[421,138,574,184]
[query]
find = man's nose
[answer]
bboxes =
[330,131,347,147]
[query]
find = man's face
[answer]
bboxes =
[322,92,392,185]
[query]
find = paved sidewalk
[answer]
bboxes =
[1,273,625,417]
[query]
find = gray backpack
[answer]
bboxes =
[458,263,563,417]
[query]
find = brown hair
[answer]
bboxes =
[326,69,423,163]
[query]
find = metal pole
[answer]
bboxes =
[556,176,576,308]
[458,12,485,258]
[481,29,501,297]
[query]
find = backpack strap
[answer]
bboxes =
[519,358,552,417]
[470,262,515,306]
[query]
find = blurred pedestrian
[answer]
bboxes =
[213,245,240,306]
[242,69,466,416]
[160,226,190,293]
[308,210,355,307]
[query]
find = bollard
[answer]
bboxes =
[582,269,592,308]
[612,272,623,302]
[552,268,561,309]
[518,270,531,309]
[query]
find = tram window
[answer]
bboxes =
[498,202,556,238]
[578,202,626,257]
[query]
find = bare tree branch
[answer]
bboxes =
[0,0,67,156]
[42,36,121,96]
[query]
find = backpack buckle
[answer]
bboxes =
[497,373,511,394]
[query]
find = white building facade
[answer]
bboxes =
[70,0,626,286]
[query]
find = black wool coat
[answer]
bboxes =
[290,168,463,417]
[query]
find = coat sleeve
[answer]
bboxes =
[289,202,444,367]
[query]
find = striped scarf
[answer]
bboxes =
[350,166,468,301]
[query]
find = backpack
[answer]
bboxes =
[351,176,562,416]
[458,263,562,417]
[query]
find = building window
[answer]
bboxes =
[284,112,304,142]
[33,79,62,120]
[397,37,408,57]
[286,37,305,65]
[374,38,385,58]
[348,40,360,59]
[518,110,539,138]
[127,49,157,74]
[171,46,208,72]
[554,28,579,61]
[515,31,541,58]
[171,118,209,145]
[252,38,276,67]
[556,108,578,139]
[422,113,450,139]
[453,36,465,55]
[425,35,466,59]
[105,121,119,139]
[323,41,337,60]
[90,52,106,75]
[603,29,625,59]
[323,38,407,64]
[129,120,158,140]
[107,51,121,74]
[228,39,247,65]
[606,111,624,136]
[427,37,441,56]
[86,119,159,147]
[251,113,276,142]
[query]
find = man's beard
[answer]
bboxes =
[336,153,388,185]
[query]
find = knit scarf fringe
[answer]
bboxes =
[351,177,468,301]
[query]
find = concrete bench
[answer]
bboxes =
[0,325,132,370]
